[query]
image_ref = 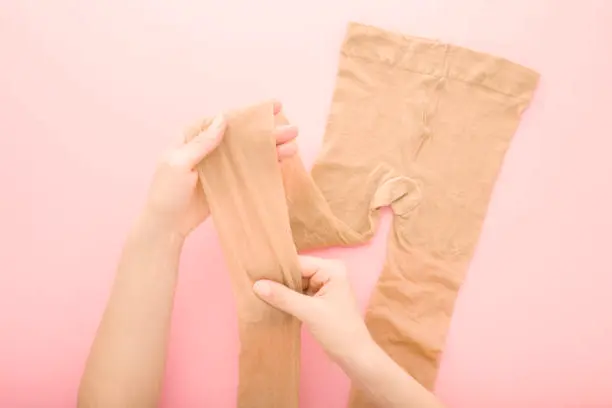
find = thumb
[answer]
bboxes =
[182,114,227,167]
[253,280,311,320]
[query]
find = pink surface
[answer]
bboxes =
[1,1,612,407]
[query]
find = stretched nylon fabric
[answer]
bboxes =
[189,22,539,408]
[186,104,303,408]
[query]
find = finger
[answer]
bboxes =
[276,141,298,160]
[274,125,298,145]
[297,255,328,278]
[304,264,332,296]
[180,115,226,167]
[273,100,282,115]
[253,280,311,320]
[298,255,337,295]
[305,271,331,296]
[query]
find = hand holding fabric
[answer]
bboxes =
[253,255,372,362]
[143,102,298,238]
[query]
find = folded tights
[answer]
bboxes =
[188,22,539,408]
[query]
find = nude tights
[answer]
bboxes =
[188,22,539,408]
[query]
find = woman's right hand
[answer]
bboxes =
[253,256,374,363]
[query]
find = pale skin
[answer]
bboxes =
[78,102,445,408]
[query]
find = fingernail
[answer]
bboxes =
[276,124,298,134]
[272,100,282,114]
[209,114,226,135]
[253,281,271,296]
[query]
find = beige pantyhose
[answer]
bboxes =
[186,105,303,408]
[191,22,539,408]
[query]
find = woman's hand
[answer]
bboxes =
[142,102,298,238]
[253,256,373,363]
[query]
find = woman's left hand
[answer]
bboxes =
[142,102,298,238]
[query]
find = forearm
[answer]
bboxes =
[78,214,184,408]
[338,338,444,408]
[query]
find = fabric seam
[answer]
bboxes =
[340,50,534,102]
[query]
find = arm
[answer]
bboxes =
[78,103,298,408]
[77,216,184,408]
[253,256,445,408]
[77,113,227,408]
[338,338,443,408]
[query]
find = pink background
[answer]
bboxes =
[1,1,612,407]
